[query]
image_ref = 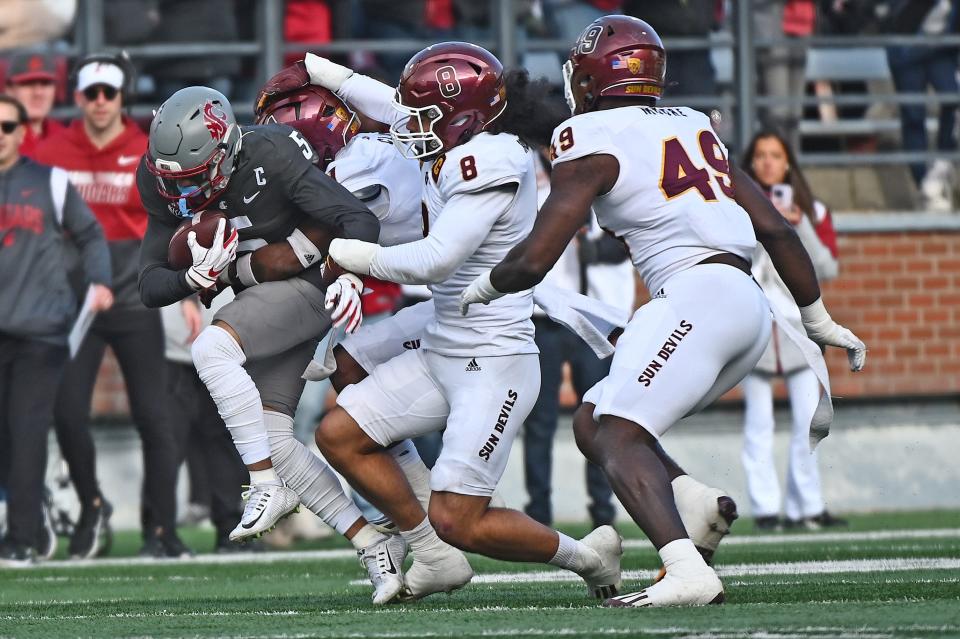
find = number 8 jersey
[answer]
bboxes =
[549,106,757,295]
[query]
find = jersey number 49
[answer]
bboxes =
[659,129,734,203]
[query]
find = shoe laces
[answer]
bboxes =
[240,484,273,520]
[358,539,394,582]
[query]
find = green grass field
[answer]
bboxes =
[2,510,958,639]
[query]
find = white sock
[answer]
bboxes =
[548,532,595,575]
[192,326,271,464]
[400,516,448,558]
[659,538,709,576]
[263,410,365,535]
[249,468,280,485]
[349,523,387,550]
[389,439,432,510]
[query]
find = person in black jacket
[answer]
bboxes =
[0,95,112,566]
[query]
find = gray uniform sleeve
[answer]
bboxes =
[279,142,381,243]
[135,161,195,308]
[61,184,112,287]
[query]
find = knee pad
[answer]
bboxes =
[191,326,245,381]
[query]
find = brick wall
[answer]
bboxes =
[90,229,960,418]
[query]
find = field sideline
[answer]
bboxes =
[1,510,958,639]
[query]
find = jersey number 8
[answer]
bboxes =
[659,129,734,202]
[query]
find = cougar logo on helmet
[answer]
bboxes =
[203,100,229,140]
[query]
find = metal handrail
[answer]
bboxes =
[64,0,960,172]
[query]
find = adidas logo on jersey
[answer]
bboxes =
[465,358,482,372]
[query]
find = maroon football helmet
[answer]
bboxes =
[254,64,359,170]
[563,15,666,115]
[390,42,507,159]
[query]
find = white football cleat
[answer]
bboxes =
[578,525,623,599]
[672,476,738,565]
[359,534,407,605]
[396,545,474,601]
[229,481,300,542]
[605,568,724,608]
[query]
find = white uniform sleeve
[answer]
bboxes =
[549,114,619,168]
[338,74,404,127]
[439,134,529,198]
[368,187,515,284]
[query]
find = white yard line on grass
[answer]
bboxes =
[341,556,960,587]
[24,527,960,570]
[622,527,960,549]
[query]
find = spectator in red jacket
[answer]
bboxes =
[32,54,186,560]
[4,50,64,159]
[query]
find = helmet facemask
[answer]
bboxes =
[562,60,578,115]
[389,93,446,160]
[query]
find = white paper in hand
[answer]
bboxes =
[68,285,98,358]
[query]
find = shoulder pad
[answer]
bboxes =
[549,113,614,166]
[437,133,530,198]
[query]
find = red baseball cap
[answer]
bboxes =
[7,51,57,84]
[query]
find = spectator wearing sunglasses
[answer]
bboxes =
[0,95,112,566]
[4,50,65,158]
[32,56,187,559]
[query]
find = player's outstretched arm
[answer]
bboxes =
[459,154,616,315]
[304,53,402,127]
[732,167,866,371]
[329,185,516,285]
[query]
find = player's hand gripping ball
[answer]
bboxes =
[168,211,238,289]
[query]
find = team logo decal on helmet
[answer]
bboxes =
[203,100,229,140]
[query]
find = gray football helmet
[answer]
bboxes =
[147,86,242,216]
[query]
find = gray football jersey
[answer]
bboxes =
[137,124,379,308]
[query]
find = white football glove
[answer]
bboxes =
[304,52,354,92]
[328,238,378,275]
[185,219,238,290]
[325,272,364,334]
[800,297,867,372]
[459,270,506,316]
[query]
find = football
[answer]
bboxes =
[167,211,234,270]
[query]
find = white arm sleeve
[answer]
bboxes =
[368,186,516,284]
[338,74,404,127]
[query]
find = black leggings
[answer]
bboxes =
[54,307,179,536]
[166,361,245,538]
[0,335,67,547]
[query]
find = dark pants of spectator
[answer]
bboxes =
[523,318,615,527]
[0,335,68,548]
[166,361,245,542]
[887,46,959,184]
[53,307,179,538]
[185,431,212,507]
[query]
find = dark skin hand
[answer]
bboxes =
[489,140,821,310]
[201,222,338,307]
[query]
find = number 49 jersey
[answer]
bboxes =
[550,106,757,295]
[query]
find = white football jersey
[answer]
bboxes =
[550,106,757,294]
[328,132,423,247]
[419,132,538,356]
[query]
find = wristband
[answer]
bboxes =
[235,252,259,288]
[287,228,322,269]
